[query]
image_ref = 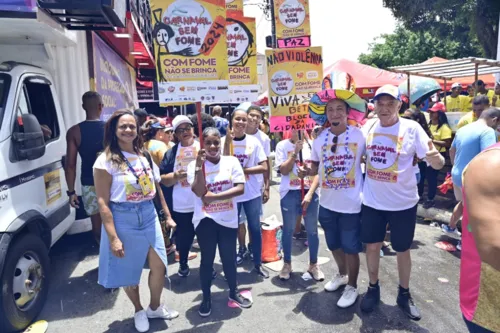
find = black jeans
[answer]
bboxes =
[426,165,440,200]
[172,211,195,267]
[196,218,238,300]
[417,161,427,198]
[463,316,495,333]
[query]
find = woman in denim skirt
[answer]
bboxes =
[94,110,178,332]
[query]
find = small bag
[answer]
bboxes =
[261,225,282,263]
[143,150,171,247]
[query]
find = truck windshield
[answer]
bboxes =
[0,74,10,131]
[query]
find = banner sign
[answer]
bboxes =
[92,33,136,122]
[225,0,243,13]
[226,13,258,103]
[266,47,323,132]
[151,0,229,105]
[0,0,36,12]
[158,80,229,103]
[137,79,159,102]
[274,0,311,48]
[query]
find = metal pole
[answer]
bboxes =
[443,78,447,110]
[269,0,277,48]
[474,63,479,96]
[407,74,411,106]
[195,102,205,175]
[496,12,500,83]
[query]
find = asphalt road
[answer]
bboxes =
[39,181,466,333]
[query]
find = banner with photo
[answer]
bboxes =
[151,0,229,105]
[226,13,258,103]
[266,46,323,132]
[274,0,311,48]
[92,33,136,121]
[225,0,243,13]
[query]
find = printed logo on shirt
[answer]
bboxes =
[322,143,357,189]
[176,146,198,187]
[203,169,233,213]
[233,143,254,166]
[366,133,402,183]
[121,158,156,201]
[287,151,313,187]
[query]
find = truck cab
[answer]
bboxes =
[0,61,75,332]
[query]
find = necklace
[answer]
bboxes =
[322,126,351,190]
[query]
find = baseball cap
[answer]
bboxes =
[172,115,193,131]
[164,125,173,132]
[451,82,462,89]
[374,85,401,101]
[151,122,165,129]
[429,102,446,112]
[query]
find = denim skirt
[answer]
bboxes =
[98,200,168,288]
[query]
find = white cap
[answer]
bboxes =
[172,115,192,131]
[451,82,462,89]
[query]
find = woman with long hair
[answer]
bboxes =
[159,115,199,277]
[274,129,322,281]
[94,110,178,332]
[424,104,452,208]
[188,127,252,317]
[223,107,269,278]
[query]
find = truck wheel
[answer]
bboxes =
[0,233,50,332]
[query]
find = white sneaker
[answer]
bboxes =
[337,285,359,308]
[146,304,179,320]
[134,310,150,332]
[324,274,348,292]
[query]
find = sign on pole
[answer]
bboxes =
[151,0,229,105]
[226,13,259,103]
[273,0,311,48]
[266,46,323,132]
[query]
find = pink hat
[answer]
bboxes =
[429,102,446,112]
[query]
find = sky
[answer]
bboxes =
[243,0,397,64]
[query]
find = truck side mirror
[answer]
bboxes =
[12,114,46,161]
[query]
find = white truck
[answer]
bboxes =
[0,14,91,332]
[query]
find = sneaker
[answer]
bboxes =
[198,299,211,317]
[254,265,270,278]
[178,265,190,277]
[229,292,253,308]
[236,247,248,265]
[248,243,254,260]
[360,283,380,313]
[380,249,384,257]
[308,264,325,281]
[337,285,359,308]
[134,310,150,332]
[146,304,179,320]
[324,274,348,292]
[397,288,421,320]
[423,200,435,209]
[456,240,462,251]
[441,224,457,234]
[279,263,292,280]
[293,230,308,240]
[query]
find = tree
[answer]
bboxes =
[358,26,482,69]
[383,0,500,59]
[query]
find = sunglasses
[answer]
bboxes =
[331,136,338,154]
[175,125,193,134]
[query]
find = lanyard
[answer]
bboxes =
[120,152,148,184]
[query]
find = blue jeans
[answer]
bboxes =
[280,190,319,264]
[238,196,263,266]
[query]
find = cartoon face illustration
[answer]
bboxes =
[154,23,174,48]
[226,18,254,66]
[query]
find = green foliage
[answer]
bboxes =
[358,26,482,69]
[383,0,500,58]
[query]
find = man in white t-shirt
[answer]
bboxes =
[308,94,366,309]
[360,85,445,320]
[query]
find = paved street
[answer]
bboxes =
[39,181,466,333]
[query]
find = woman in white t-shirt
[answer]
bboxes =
[93,110,178,333]
[223,109,269,278]
[187,127,251,317]
[275,130,321,281]
[160,115,199,277]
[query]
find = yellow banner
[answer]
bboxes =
[266,47,322,131]
[274,0,311,40]
[226,0,243,13]
[227,14,257,85]
[151,0,228,104]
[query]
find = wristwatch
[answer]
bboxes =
[66,190,75,196]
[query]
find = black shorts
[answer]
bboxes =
[361,204,417,252]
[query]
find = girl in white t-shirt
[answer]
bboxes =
[93,110,178,332]
[223,108,269,278]
[188,127,251,317]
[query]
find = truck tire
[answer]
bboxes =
[0,233,50,332]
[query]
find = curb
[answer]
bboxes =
[417,205,452,224]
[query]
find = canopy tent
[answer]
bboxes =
[389,57,500,109]
[402,57,498,90]
[323,58,406,97]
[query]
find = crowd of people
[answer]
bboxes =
[63,81,500,333]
